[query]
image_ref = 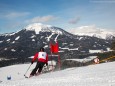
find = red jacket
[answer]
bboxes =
[32,51,48,63]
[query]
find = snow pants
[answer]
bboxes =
[30,61,45,75]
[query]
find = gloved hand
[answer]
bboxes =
[31,61,33,64]
[46,63,48,66]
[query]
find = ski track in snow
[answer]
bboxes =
[0,62,115,86]
[46,33,54,41]
[54,34,59,42]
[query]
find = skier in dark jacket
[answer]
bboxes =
[29,47,48,77]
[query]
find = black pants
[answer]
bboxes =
[30,61,45,75]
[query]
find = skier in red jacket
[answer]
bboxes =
[29,47,48,77]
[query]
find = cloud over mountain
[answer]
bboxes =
[4,12,30,19]
[68,16,81,24]
[25,15,57,23]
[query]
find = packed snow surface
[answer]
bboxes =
[15,36,20,40]
[66,56,97,62]
[0,62,115,86]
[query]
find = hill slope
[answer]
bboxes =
[0,62,115,86]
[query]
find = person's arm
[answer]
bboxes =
[31,53,38,64]
[46,54,48,65]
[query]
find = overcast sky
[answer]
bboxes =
[0,0,115,34]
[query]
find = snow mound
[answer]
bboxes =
[25,23,63,34]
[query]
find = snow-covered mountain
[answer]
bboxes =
[25,23,63,34]
[70,25,115,39]
[0,23,113,67]
[0,61,115,86]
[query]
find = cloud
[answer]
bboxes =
[25,15,57,23]
[7,22,21,29]
[90,0,115,3]
[4,12,30,19]
[68,17,81,24]
[67,25,98,35]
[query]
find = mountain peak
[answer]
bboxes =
[25,23,52,34]
[25,23,62,34]
[25,23,52,29]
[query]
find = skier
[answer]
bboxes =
[29,47,48,78]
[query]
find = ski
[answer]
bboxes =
[25,76,29,78]
[24,74,40,78]
[24,75,29,78]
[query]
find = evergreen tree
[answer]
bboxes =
[111,41,115,50]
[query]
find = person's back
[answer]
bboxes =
[38,52,47,63]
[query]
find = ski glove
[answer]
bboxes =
[31,61,33,64]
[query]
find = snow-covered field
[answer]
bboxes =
[0,62,115,86]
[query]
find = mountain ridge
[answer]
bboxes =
[0,23,113,67]
[69,25,115,39]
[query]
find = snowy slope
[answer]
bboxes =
[70,25,115,39]
[66,56,97,62]
[0,62,115,86]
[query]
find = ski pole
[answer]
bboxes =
[47,65,50,72]
[24,64,32,76]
